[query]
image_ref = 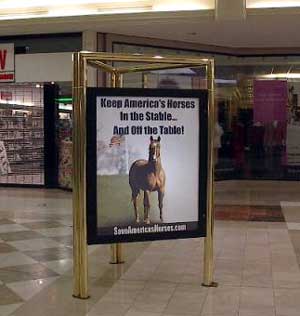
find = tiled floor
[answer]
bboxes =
[0,182,299,316]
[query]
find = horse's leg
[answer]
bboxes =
[144,190,150,224]
[132,190,140,223]
[158,189,165,222]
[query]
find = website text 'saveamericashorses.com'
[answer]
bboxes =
[114,224,187,236]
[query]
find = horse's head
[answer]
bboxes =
[149,136,161,162]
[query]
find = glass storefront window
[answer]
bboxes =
[214,57,300,181]
[113,42,300,181]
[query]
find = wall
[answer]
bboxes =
[15,52,73,83]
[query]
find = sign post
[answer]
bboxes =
[110,72,125,265]
[202,61,217,287]
[72,52,216,299]
[73,52,89,299]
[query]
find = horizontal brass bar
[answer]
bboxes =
[80,52,211,65]
[87,60,116,73]
[117,63,205,74]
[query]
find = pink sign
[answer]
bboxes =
[253,80,287,123]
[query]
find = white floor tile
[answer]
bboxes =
[125,309,161,316]
[34,227,73,237]
[201,286,239,315]
[0,224,29,234]
[11,218,42,224]
[0,303,23,316]
[239,287,275,315]
[87,300,131,316]
[275,289,300,316]
[7,238,63,251]
[0,252,37,268]
[287,222,300,230]
[41,259,73,275]
[7,277,59,301]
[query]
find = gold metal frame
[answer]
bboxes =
[72,52,216,299]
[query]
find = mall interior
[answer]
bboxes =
[0,0,300,315]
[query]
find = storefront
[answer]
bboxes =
[0,34,78,188]
[104,34,300,181]
[216,76,300,181]
[1,29,300,189]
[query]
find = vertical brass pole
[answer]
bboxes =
[110,72,116,88]
[142,73,148,88]
[116,73,123,88]
[110,243,124,264]
[72,52,89,298]
[110,71,125,264]
[202,60,217,287]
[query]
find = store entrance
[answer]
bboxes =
[216,78,300,181]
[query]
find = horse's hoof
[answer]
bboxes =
[145,218,151,225]
[160,216,163,222]
[136,217,140,223]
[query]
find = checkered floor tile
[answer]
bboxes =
[0,218,73,313]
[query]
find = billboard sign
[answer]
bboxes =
[86,88,208,244]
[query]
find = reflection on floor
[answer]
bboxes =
[215,205,285,221]
[215,180,300,206]
[0,181,299,316]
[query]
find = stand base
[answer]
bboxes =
[72,294,90,300]
[109,261,125,264]
[110,243,124,264]
[202,281,218,288]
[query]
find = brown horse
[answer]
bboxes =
[129,136,166,224]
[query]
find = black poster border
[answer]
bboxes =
[86,88,208,244]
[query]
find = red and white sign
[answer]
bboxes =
[0,43,15,83]
[0,91,12,101]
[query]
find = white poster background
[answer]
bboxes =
[97,96,200,223]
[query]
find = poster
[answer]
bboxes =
[253,80,288,123]
[86,88,208,244]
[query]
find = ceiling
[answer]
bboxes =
[1,9,300,49]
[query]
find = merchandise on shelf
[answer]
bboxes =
[57,104,73,189]
[58,140,72,189]
[0,141,11,175]
[0,103,44,184]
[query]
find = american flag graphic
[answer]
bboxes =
[109,134,125,147]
